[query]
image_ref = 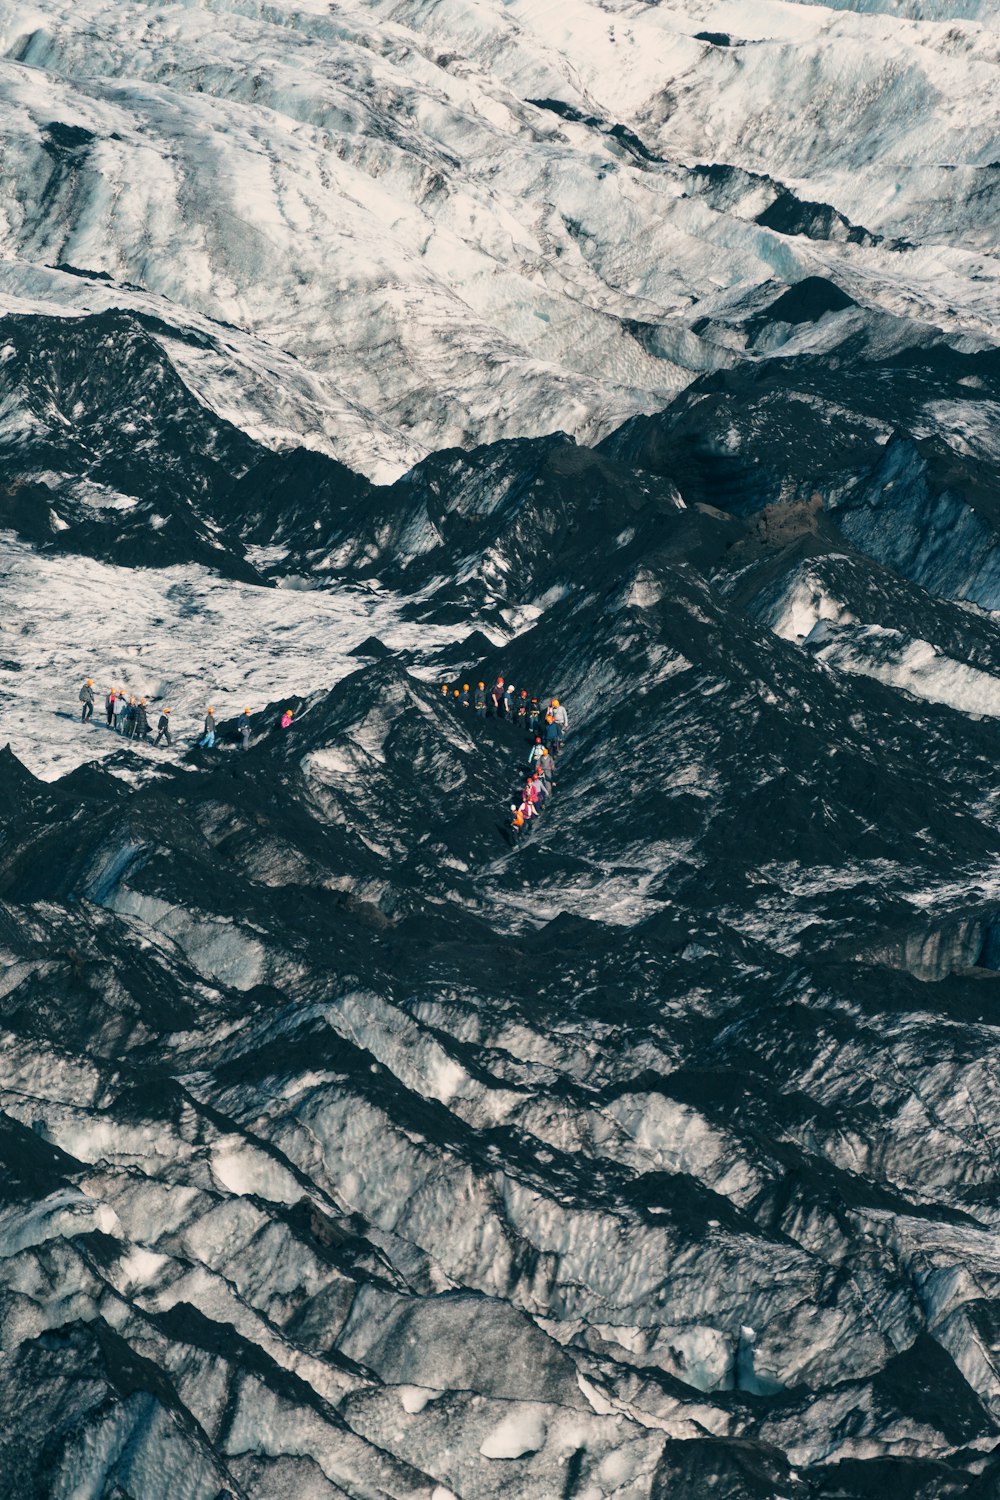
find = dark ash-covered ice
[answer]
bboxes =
[6,286,1000,1496]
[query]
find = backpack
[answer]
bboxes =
[78,687,88,703]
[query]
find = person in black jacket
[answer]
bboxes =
[79,679,95,722]
[133,699,151,741]
[154,710,172,747]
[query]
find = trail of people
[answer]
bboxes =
[441,675,570,847]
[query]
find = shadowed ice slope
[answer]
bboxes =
[8,336,1000,1493]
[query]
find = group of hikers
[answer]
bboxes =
[79,671,566,845]
[441,674,569,843]
[77,681,295,750]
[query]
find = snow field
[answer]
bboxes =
[0,534,474,779]
[0,0,996,471]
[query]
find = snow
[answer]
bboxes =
[479,1405,547,1459]
[117,1244,170,1289]
[765,568,859,642]
[0,0,995,474]
[399,1385,444,1414]
[0,1191,121,1256]
[0,533,477,780]
[107,891,269,989]
[809,623,1000,718]
[210,1139,304,1204]
[762,563,1000,720]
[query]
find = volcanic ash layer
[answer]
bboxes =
[7,297,1000,1496]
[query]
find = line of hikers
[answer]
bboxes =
[440,674,569,843]
[78,681,296,751]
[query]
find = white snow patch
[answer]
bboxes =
[479,1405,548,1459]
[210,1140,303,1205]
[0,536,475,781]
[398,1385,444,1414]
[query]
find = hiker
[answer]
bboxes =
[460,683,471,709]
[154,709,172,747]
[550,698,569,735]
[509,803,525,843]
[528,737,545,772]
[124,697,138,738]
[200,707,216,748]
[474,682,488,718]
[528,697,540,735]
[239,709,252,751]
[517,795,537,835]
[114,692,128,733]
[503,682,516,718]
[441,684,450,701]
[491,676,505,716]
[532,768,550,811]
[79,679,95,722]
[517,689,529,721]
[280,708,293,730]
[544,714,561,754]
[133,699,150,741]
[105,689,116,727]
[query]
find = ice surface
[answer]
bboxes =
[479,1406,547,1459]
[0,534,476,779]
[0,0,995,472]
[4,0,1000,1494]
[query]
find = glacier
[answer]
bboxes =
[0,0,997,476]
[3,0,1000,1495]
